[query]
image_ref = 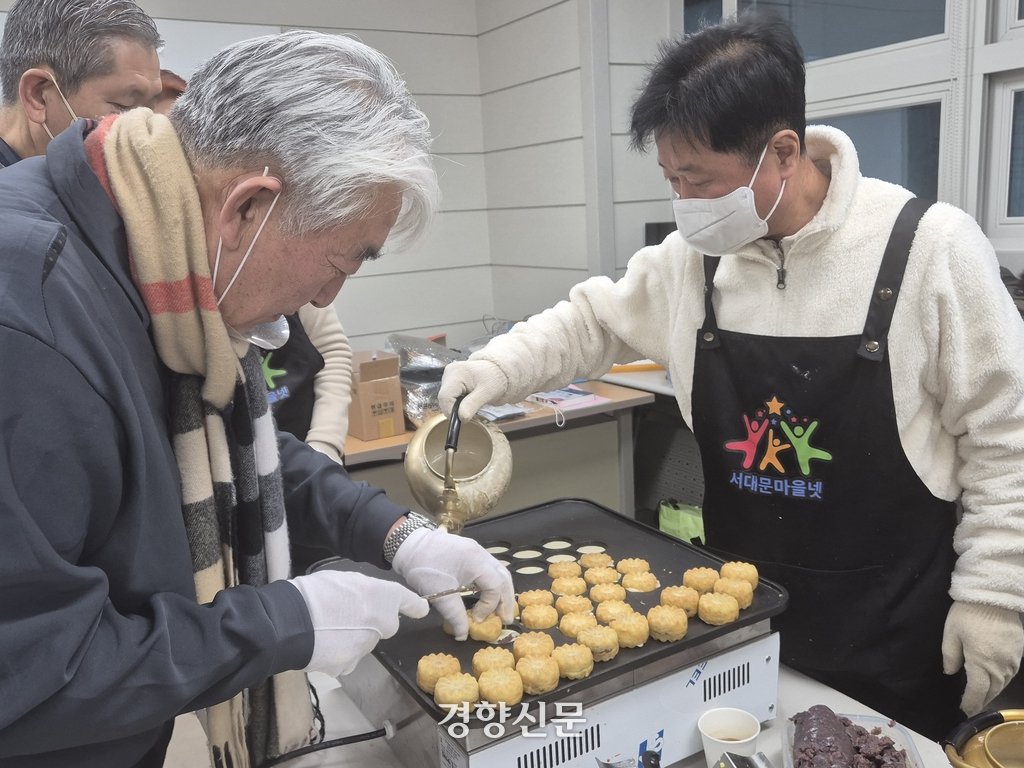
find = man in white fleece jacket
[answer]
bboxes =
[439,12,1024,739]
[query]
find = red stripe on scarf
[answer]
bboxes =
[141,275,220,315]
[83,114,219,316]
[83,115,119,212]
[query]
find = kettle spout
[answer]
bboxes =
[437,507,465,534]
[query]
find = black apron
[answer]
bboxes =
[260,313,324,441]
[691,198,964,739]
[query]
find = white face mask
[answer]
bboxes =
[672,142,786,256]
[213,167,290,350]
[41,75,78,141]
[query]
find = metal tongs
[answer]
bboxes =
[421,584,479,602]
[438,395,465,531]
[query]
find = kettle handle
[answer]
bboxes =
[942,710,1008,749]
[445,395,466,452]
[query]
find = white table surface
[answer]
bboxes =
[600,368,676,398]
[291,667,949,767]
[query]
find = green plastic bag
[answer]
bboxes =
[658,499,704,545]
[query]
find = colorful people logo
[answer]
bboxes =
[724,395,832,477]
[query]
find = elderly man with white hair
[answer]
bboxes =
[0,30,514,768]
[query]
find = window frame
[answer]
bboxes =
[992,0,1024,41]
[731,0,950,60]
[983,72,1024,270]
[807,93,947,201]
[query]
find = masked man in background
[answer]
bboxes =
[0,0,162,167]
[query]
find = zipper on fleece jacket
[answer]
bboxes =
[772,242,787,289]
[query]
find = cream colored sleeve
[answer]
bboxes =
[297,304,353,463]
[902,205,1024,613]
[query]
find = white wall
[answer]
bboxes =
[475,0,680,315]
[477,1,588,322]
[606,0,678,277]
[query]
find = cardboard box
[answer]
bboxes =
[348,350,405,441]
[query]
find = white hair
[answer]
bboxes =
[170,30,438,246]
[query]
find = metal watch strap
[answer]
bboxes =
[383,511,437,563]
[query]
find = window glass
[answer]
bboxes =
[684,0,723,33]
[819,103,941,200]
[1010,90,1024,218]
[738,0,945,61]
[1019,0,1023,21]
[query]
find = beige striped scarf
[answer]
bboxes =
[85,109,313,767]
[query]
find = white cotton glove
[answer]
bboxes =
[391,527,516,640]
[941,601,1024,715]
[290,570,429,677]
[438,360,511,420]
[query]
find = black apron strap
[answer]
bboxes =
[858,197,933,362]
[698,254,722,349]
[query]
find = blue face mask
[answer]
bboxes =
[213,167,290,350]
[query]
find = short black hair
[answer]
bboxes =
[630,10,806,162]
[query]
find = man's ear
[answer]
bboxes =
[771,129,802,179]
[18,68,58,125]
[216,172,283,252]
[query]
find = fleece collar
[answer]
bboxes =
[733,125,862,262]
[785,124,861,243]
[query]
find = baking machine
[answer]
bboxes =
[315,499,788,768]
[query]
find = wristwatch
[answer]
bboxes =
[383,511,438,563]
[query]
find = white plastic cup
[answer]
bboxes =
[697,707,761,768]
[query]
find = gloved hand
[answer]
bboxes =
[290,570,429,676]
[941,601,1024,715]
[392,527,516,640]
[438,359,510,420]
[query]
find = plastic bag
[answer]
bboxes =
[658,498,705,545]
[386,333,467,427]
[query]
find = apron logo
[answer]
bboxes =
[723,394,832,499]
[261,353,292,404]
[261,353,287,390]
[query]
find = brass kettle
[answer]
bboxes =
[945,710,1024,768]
[404,398,512,533]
